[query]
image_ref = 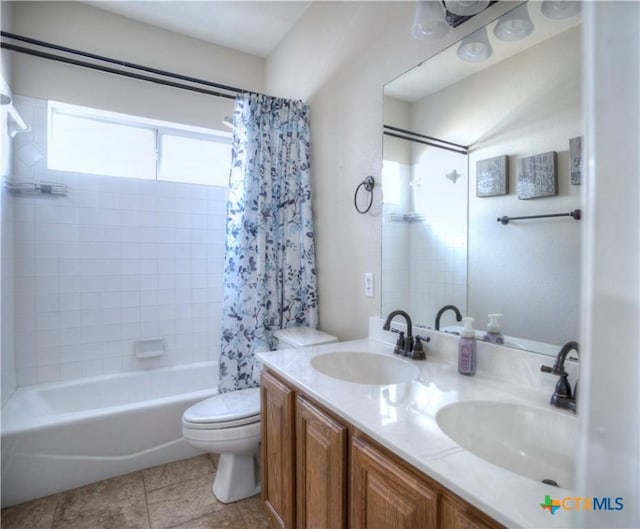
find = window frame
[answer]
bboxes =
[47,100,232,186]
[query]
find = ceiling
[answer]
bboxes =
[84,1,313,57]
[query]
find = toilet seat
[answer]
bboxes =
[182,387,261,430]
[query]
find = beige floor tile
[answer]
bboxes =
[52,471,149,529]
[0,457,264,529]
[143,454,215,492]
[146,474,223,529]
[54,471,146,519]
[51,502,150,529]
[164,505,247,529]
[236,494,269,529]
[1,495,58,529]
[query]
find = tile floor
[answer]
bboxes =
[1,454,269,529]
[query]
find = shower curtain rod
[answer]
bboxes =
[383,125,469,155]
[0,31,248,101]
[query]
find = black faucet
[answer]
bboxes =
[382,310,430,360]
[435,304,463,331]
[541,341,579,413]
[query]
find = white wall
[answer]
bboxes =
[265,1,516,339]
[577,3,640,527]
[9,1,264,129]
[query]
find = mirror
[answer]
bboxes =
[382,2,582,355]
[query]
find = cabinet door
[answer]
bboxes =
[350,436,438,529]
[440,496,505,529]
[296,395,347,529]
[261,371,296,529]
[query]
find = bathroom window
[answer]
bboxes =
[158,132,231,186]
[48,101,232,186]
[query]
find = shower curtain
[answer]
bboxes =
[218,93,318,392]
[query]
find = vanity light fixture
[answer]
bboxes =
[444,0,490,17]
[540,0,582,20]
[457,26,493,62]
[411,0,449,40]
[494,3,534,41]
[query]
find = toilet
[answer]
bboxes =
[181,326,337,503]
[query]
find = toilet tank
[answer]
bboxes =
[273,327,338,350]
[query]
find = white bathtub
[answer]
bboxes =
[1,362,218,507]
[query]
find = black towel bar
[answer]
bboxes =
[497,209,581,225]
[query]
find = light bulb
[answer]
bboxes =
[541,1,582,20]
[445,1,490,17]
[457,26,493,62]
[411,1,449,40]
[494,4,534,42]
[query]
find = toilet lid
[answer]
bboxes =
[273,327,338,348]
[183,387,261,429]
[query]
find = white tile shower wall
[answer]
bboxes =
[11,95,226,386]
[1,184,16,405]
[408,146,467,327]
[409,222,467,328]
[380,162,411,317]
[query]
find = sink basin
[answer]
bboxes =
[436,401,577,489]
[310,352,419,385]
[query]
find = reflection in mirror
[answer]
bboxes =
[382,2,582,355]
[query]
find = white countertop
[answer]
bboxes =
[256,326,578,529]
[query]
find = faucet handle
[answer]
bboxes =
[392,330,405,356]
[409,335,431,361]
[541,363,567,376]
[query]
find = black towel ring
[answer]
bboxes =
[354,176,375,214]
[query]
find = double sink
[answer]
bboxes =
[310,350,577,490]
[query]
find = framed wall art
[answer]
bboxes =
[476,155,508,197]
[516,151,557,199]
[569,136,583,185]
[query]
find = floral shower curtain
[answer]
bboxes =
[218,93,318,392]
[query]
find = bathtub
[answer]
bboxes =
[1,362,218,507]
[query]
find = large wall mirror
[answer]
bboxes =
[382,1,582,356]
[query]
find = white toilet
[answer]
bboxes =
[181,327,337,503]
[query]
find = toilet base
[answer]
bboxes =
[212,452,261,503]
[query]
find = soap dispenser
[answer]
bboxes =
[458,317,476,376]
[482,314,505,345]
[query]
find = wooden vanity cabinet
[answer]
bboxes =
[260,369,504,529]
[351,436,438,529]
[440,496,504,529]
[295,395,347,529]
[261,370,296,529]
